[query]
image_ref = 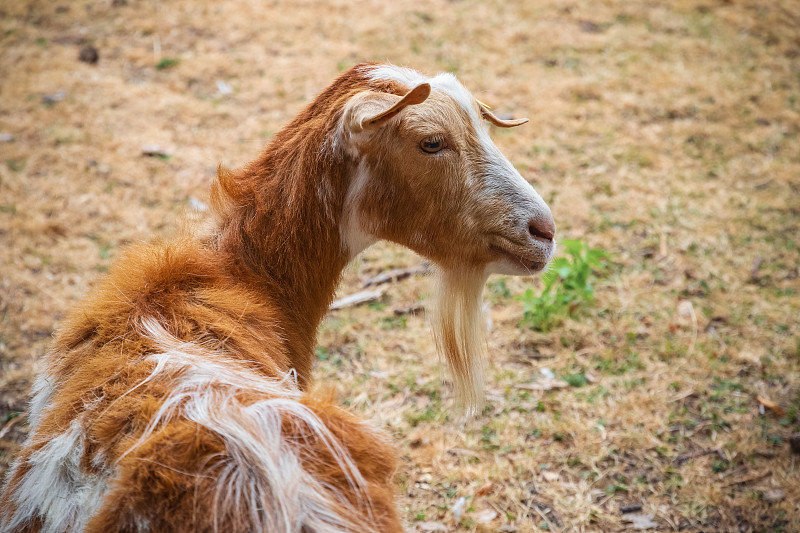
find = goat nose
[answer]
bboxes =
[528,215,555,242]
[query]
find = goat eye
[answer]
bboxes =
[420,136,446,154]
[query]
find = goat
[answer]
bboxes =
[0,63,555,533]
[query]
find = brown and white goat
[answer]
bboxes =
[0,63,555,532]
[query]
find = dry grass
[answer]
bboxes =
[1,0,799,531]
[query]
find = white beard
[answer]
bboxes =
[430,267,489,414]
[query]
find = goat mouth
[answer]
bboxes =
[489,243,546,273]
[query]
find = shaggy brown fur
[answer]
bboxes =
[0,63,553,532]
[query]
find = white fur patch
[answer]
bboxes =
[27,371,57,429]
[133,317,377,533]
[339,161,376,260]
[367,65,427,88]
[2,420,108,533]
[2,342,110,533]
[368,65,475,116]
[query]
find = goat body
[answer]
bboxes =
[0,63,555,533]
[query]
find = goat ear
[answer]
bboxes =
[346,83,431,132]
[481,108,529,128]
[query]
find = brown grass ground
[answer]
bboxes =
[1,0,798,531]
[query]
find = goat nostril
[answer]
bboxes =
[528,216,555,242]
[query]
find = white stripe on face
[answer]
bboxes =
[340,161,377,259]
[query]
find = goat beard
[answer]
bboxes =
[430,267,489,414]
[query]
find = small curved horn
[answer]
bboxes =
[363,83,431,129]
[481,108,529,128]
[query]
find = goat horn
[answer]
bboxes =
[363,83,431,128]
[481,108,529,128]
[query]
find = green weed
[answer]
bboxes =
[518,239,610,332]
[378,315,407,330]
[405,406,439,427]
[155,58,180,70]
[6,159,25,172]
[563,373,589,387]
[487,278,511,300]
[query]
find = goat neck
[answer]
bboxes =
[210,69,398,379]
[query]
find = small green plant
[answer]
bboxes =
[155,57,180,70]
[366,300,386,311]
[6,159,25,172]
[605,482,629,495]
[405,406,438,427]
[711,459,729,473]
[487,277,512,299]
[378,315,406,330]
[314,346,329,361]
[518,239,609,331]
[563,372,589,387]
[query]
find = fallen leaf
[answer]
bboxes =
[623,513,659,530]
[542,471,560,482]
[762,489,785,503]
[417,521,449,532]
[475,481,493,496]
[475,509,497,524]
[451,496,466,522]
[216,80,233,95]
[756,395,785,417]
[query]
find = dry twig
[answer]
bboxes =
[674,447,725,465]
[723,471,771,488]
[362,264,428,287]
[0,413,26,440]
